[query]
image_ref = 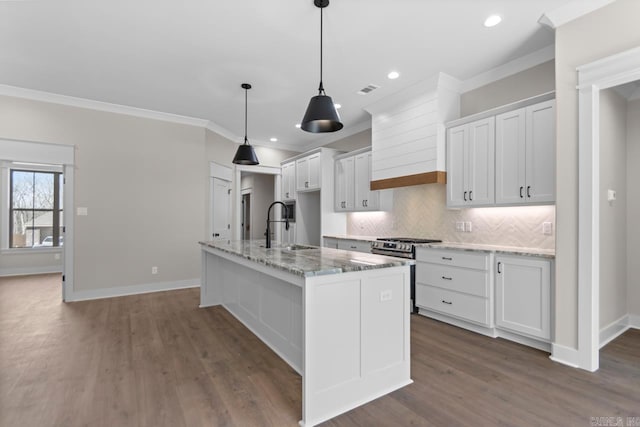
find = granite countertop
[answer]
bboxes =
[416,242,555,259]
[199,240,413,277]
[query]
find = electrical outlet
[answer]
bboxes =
[152,266,158,275]
[455,221,465,232]
[543,222,553,235]
[380,290,392,302]
[54,253,60,260]
[465,221,473,232]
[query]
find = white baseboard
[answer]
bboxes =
[549,343,580,368]
[416,309,498,338]
[496,329,551,353]
[0,266,63,277]
[65,278,200,302]
[599,314,630,348]
[629,314,640,329]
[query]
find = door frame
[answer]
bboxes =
[233,165,281,241]
[577,46,640,371]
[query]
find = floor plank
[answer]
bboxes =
[1,273,638,426]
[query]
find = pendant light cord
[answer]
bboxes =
[318,6,325,95]
[244,86,248,144]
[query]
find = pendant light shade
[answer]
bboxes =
[232,83,259,165]
[301,0,343,133]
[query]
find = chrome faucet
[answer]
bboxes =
[265,201,289,249]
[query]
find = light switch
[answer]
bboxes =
[607,189,616,202]
[465,222,473,232]
[77,207,88,216]
[380,290,392,302]
[543,222,553,235]
[455,221,465,232]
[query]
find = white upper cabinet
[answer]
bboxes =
[335,156,355,211]
[296,152,321,192]
[281,161,296,201]
[495,99,555,205]
[334,149,391,212]
[354,151,380,211]
[446,117,495,207]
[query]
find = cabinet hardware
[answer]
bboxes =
[441,276,452,281]
[364,199,368,207]
[350,246,357,249]
[469,191,473,201]
[305,181,309,188]
[213,233,220,237]
[442,256,453,261]
[463,191,467,201]
[441,300,453,305]
[519,186,524,198]
[497,262,502,274]
[527,186,531,198]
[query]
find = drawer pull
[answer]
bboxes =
[350,246,357,249]
[442,257,453,261]
[441,300,453,305]
[441,276,452,281]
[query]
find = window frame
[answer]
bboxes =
[3,162,64,251]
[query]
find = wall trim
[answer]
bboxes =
[599,314,630,348]
[549,343,581,368]
[538,0,615,29]
[0,84,209,127]
[0,266,63,277]
[461,45,555,93]
[65,278,200,302]
[628,314,640,329]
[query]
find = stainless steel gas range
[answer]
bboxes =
[371,237,442,314]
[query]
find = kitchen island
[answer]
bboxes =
[199,240,413,427]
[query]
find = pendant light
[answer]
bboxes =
[301,0,343,133]
[232,83,259,165]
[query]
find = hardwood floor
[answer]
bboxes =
[1,273,638,426]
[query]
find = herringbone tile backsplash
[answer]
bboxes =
[347,184,555,250]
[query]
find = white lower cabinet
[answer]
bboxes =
[336,239,372,254]
[323,237,338,249]
[495,255,552,341]
[415,248,493,327]
[416,246,554,350]
[281,223,296,245]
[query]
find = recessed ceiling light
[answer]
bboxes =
[484,14,502,27]
[334,103,341,109]
[295,123,301,128]
[387,71,400,80]
[270,137,278,142]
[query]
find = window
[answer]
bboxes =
[9,169,63,248]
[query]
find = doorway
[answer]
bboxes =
[577,46,640,371]
[242,193,251,240]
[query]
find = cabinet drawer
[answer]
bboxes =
[415,248,488,270]
[416,263,488,297]
[336,239,372,253]
[416,284,489,326]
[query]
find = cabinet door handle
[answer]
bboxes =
[469,191,473,201]
[442,256,453,261]
[520,186,524,198]
[364,199,368,207]
[497,262,502,274]
[305,181,309,188]
[441,300,453,305]
[527,186,531,198]
[463,191,467,201]
[350,246,357,249]
[213,233,220,237]
[441,276,452,281]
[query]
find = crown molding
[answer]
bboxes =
[0,84,209,127]
[461,45,555,93]
[538,0,615,29]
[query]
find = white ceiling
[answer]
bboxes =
[1,0,584,152]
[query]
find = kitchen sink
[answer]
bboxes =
[283,244,316,251]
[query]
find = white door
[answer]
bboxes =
[495,109,526,204]
[335,157,354,211]
[308,153,321,189]
[355,152,377,210]
[210,177,231,241]
[296,157,309,190]
[467,117,495,206]
[525,100,556,203]
[446,124,467,207]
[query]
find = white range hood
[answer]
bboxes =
[364,72,461,190]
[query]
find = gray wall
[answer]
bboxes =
[0,94,291,294]
[460,60,555,117]
[628,98,640,317]
[324,129,371,152]
[598,88,628,328]
[555,0,640,348]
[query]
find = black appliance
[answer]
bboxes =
[371,237,442,314]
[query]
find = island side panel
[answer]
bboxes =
[200,247,304,374]
[301,265,412,426]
